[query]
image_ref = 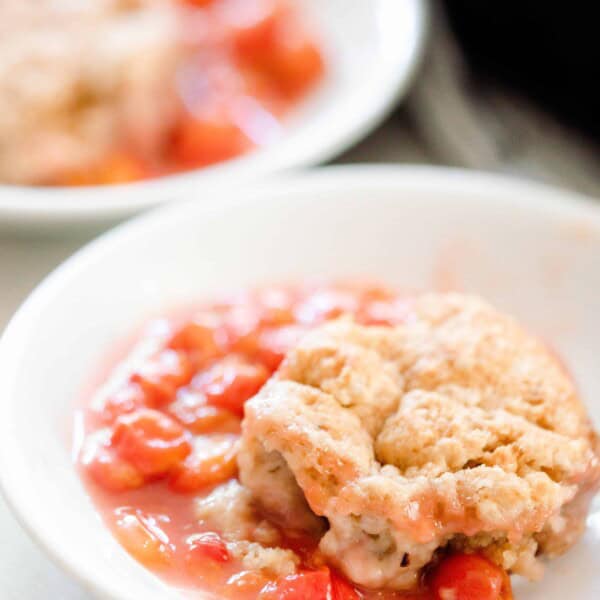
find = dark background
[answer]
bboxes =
[443,2,599,140]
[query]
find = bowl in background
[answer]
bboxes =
[0,0,428,231]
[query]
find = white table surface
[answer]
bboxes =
[0,116,432,599]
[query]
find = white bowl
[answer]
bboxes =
[0,0,428,231]
[1,166,599,599]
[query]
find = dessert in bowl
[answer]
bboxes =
[0,1,427,227]
[0,0,325,187]
[75,283,598,599]
[0,166,599,599]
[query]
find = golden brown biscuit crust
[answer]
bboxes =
[239,294,600,590]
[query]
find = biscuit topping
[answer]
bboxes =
[239,294,600,590]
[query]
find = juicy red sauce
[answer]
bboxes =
[76,282,512,600]
[58,0,324,186]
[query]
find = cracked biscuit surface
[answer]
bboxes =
[239,294,600,590]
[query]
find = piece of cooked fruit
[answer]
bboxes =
[238,293,600,591]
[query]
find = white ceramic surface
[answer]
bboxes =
[1,166,599,599]
[0,0,428,230]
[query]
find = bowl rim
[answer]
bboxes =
[0,0,429,228]
[1,164,600,599]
